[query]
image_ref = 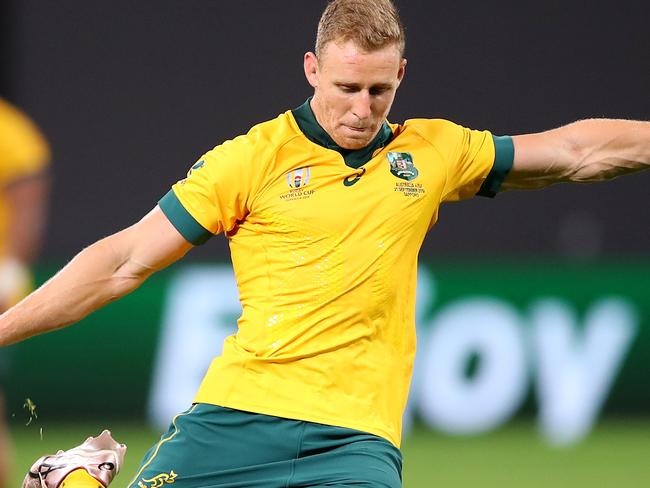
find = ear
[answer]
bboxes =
[304,52,319,88]
[396,58,407,87]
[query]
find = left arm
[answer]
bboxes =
[502,119,650,190]
[5,172,49,263]
[0,173,49,311]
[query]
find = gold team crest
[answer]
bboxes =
[138,470,178,488]
[286,167,311,189]
[387,152,418,181]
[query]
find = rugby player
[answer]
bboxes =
[4,1,650,487]
[0,97,50,488]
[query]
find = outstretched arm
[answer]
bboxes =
[0,206,193,346]
[502,119,650,190]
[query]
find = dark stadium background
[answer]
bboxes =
[2,0,649,261]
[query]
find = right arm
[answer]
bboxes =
[0,206,193,346]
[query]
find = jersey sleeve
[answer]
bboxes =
[413,119,513,202]
[0,99,50,185]
[158,131,261,245]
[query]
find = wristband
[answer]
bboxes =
[0,257,32,308]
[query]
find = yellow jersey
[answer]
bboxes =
[0,98,50,256]
[159,99,513,447]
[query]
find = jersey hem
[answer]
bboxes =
[192,396,401,448]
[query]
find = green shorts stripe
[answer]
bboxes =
[128,403,402,488]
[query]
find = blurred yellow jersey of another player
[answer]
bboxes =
[159,99,513,447]
[0,98,50,307]
[0,98,50,257]
[0,97,50,488]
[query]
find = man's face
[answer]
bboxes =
[304,40,406,150]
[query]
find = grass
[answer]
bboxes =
[401,420,650,488]
[10,419,650,487]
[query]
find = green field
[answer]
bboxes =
[10,420,650,487]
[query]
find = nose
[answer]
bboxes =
[351,91,372,121]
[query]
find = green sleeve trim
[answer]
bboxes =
[158,189,213,245]
[477,135,514,198]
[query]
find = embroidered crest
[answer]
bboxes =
[387,152,418,181]
[286,167,311,189]
[138,470,178,488]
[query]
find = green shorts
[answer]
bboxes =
[127,403,402,488]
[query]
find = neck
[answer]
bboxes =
[291,98,394,169]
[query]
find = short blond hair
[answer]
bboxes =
[315,0,406,58]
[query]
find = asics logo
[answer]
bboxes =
[343,167,366,187]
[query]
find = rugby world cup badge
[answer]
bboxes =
[387,152,418,181]
[287,167,311,189]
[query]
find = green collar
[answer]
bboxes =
[292,98,393,169]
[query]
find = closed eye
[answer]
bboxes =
[369,87,389,96]
[337,84,359,93]
[335,83,392,96]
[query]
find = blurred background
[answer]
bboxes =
[2,1,649,487]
